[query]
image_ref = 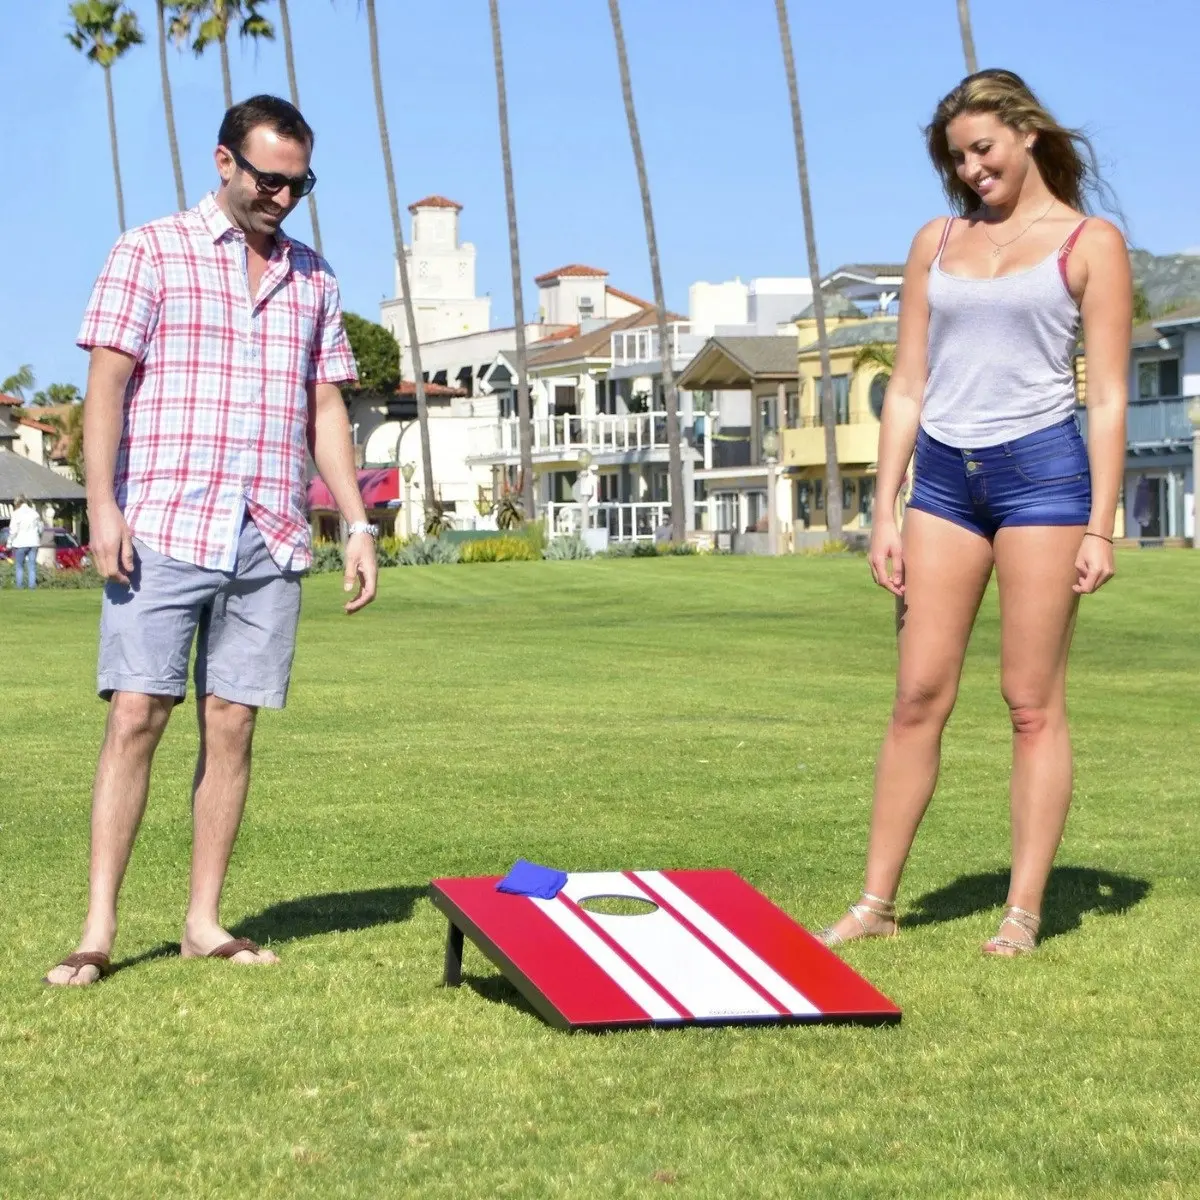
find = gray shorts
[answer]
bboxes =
[98,518,303,710]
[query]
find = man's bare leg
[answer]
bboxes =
[45,691,175,986]
[180,695,278,965]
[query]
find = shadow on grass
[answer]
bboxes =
[462,972,541,1020]
[901,866,1150,941]
[106,885,428,976]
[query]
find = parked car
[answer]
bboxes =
[0,525,90,569]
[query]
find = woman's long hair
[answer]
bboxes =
[925,69,1117,218]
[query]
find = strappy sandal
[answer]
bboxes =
[817,891,898,947]
[982,906,1040,956]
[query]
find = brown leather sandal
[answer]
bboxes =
[43,950,112,986]
[207,937,267,961]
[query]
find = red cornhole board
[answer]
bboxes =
[430,869,901,1030]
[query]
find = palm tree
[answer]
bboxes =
[67,1,144,234]
[361,0,436,520]
[1,365,37,402]
[156,1,187,210]
[850,343,895,375]
[488,0,535,522]
[276,0,323,256]
[774,0,843,537]
[170,0,274,110]
[607,0,685,544]
[957,0,978,74]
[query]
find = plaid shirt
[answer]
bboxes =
[77,192,357,572]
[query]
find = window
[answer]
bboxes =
[859,477,876,522]
[785,390,800,429]
[843,478,855,512]
[1137,359,1180,399]
[869,374,889,421]
[814,480,824,510]
[814,375,850,424]
[553,384,577,415]
[713,492,738,532]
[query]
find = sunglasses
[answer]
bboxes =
[226,145,317,199]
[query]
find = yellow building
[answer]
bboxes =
[783,306,897,535]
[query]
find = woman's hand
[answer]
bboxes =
[869,518,905,596]
[1074,532,1115,594]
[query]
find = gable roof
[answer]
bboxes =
[1153,302,1200,330]
[408,195,462,213]
[0,451,86,502]
[534,264,608,285]
[528,307,682,369]
[675,336,798,390]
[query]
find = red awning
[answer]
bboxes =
[307,467,399,512]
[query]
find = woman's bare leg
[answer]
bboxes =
[822,510,994,942]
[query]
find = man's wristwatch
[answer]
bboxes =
[347,521,378,539]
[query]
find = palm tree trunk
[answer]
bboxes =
[365,0,435,516]
[488,0,535,522]
[775,0,842,537]
[157,0,187,211]
[219,32,233,109]
[277,0,323,255]
[103,65,127,233]
[956,0,979,74]
[607,0,685,544]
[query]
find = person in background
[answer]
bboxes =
[8,495,43,589]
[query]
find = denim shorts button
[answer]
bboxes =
[966,461,979,472]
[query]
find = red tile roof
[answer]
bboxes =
[534,264,608,285]
[19,416,59,434]
[398,380,467,398]
[605,284,653,309]
[408,195,462,213]
[531,324,581,345]
[0,393,21,406]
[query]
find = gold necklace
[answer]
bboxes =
[981,200,1056,258]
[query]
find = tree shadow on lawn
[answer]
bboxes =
[108,885,428,975]
[901,866,1150,941]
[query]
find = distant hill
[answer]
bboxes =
[1130,249,1200,314]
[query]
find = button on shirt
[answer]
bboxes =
[77,192,358,572]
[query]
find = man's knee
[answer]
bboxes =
[107,691,174,746]
[202,698,258,750]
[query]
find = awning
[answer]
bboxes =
[307,467,399,512]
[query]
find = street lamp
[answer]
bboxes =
[401,461,416,539]
[577,448,594,539]
[1189,398,1200,549]
[762,428,780,556]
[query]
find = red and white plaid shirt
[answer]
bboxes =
[78,192,357,572]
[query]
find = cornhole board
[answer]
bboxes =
[429,869,901,1031]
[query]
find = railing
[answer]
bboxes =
[469,414,673,458]
[1077,396,1196,449]
[610,322,705,366]
[545,501,670,542]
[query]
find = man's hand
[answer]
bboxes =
[89,499,135,585]
[343,532,378,614]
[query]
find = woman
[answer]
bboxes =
[8,495,43,590]
[820,70,1130,956]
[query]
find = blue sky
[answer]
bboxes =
[3,0,1197,391]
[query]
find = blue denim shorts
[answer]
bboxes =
[907,416,1091,539]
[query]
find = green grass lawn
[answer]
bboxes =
[1,553,1197,1198]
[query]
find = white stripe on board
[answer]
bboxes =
[532,895,682,1022]
[560,873,780,1020]
[633,870,820,1017]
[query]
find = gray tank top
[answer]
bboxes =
[921,217,1086,448]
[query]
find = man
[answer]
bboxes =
[46,95,377,986]
[8,495,43,589]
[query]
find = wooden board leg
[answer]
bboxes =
[443,922,464,987]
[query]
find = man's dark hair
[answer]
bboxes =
[218,94,314,155]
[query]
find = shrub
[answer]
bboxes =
[0,562,103,589]
[461,535,538,563]
[375,535,407,568]
[398,537,461,566]
[602,541,637,558]
[495,493,524,530]
[310,540,344,575]
[424,503,454,537]
[543,535,593,560]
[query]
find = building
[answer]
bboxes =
[0,395,86,525]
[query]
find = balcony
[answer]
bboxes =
[546,500,670,542]
[468,414,677,462]
[610,322,707,371]
[782,413,881,469]
[1077,396,1196,452]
